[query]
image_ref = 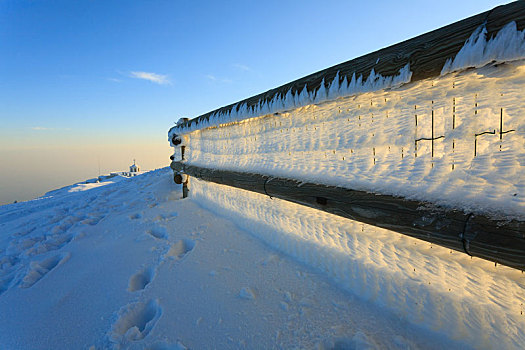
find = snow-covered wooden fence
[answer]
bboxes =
[169,1,525,270]
[173,1,525,132]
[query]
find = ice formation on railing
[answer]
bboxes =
[180,59,525,219]
[169,20,525,141]
[168,64,412,140]
[441,21,525,75]
[169,64,412,139]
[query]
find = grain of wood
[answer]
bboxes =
[173,161,525,270]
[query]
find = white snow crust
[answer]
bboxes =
[177,60,525,219]
[170,21,525,138]
[0,168,479,349]
[442,21,525,75]
[169,64,412,138]
[191,177,525,349]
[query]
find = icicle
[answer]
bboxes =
[339,75,349,96]
[260,100,270,115]
[293,88,301,107]
[441,21,525,75]
[284,89,295,110]
[314,78,328,103]
[269,93,279,114]
[347,73,357,94]
[297,85,309,106]
[327,71,340,100]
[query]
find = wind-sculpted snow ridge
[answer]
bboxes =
[168,64,412,140]
[441,21,525,75]
[171,20,525,139]
[191,177,525,350]
[182,60,525,220]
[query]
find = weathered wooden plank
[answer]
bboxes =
[173,161,525,270]
[173,1,525,133]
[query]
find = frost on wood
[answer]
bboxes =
[169,20,525,142]
[177,60,525,220]
[168,64,412,141]
[441,21,525,75]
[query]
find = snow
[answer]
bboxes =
[441,21,525,75]
[2,17,525,350]
[191,177,525,349]
[175,60,525,219]
[169,20,525,138]
[168,21,525,220]
[169,64,412,138]
[0,168,484,349]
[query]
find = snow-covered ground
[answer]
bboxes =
[0,168,523,349]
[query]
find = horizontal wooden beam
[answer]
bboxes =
[173,1,525,133]
[173,161,525,270]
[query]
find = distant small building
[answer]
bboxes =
[117,159,142,177]
[130,159,140,173]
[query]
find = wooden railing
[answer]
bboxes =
[171,161,525,270]
[171,1,525,134]
[170,1,525,270]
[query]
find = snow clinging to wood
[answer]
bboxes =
[191,177,525,350]
[169,64,412,138]
[441,21,525,75]
[179,60,525,220]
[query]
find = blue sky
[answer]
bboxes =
[0,0,508,204]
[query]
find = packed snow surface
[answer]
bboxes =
[0,168,489,349]
[191,178,525,349]
[0,169,523,349]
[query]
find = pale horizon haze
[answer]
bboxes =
[0,0,509,205]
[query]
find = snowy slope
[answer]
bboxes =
[0,168,478,350]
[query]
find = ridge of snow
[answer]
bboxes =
[191,177,525,349]
[168,64,412,141]
[441,21,525,75]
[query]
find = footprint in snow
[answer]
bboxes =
[152,213,179,223]
[146,227,168,240]
[20,252,71,289]
[129,213,142,220]
[153,214,166,222]
[320,331,378,350]
[110,299,162,343]
[128,266,155,292]
[239,287,256,300]
[24,233,73,257]
[81,216,103,226]
[166,239,195,260]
